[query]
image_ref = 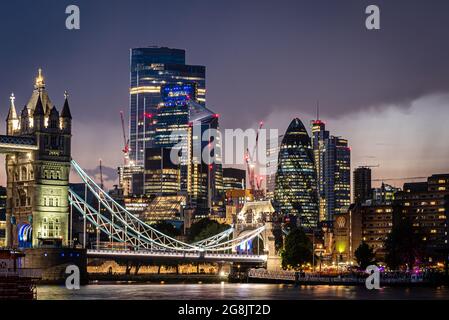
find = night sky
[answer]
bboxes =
[1,0,449,188]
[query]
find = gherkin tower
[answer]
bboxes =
[274,118,318,229]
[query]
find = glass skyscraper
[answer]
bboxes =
[311,119,351,222]
[274,118,319,229]
[129,47,206,165]
[324,136,351,219]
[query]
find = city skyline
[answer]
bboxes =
[1,0,449,189]
[1,0,449,304]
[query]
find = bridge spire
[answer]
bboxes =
[34,68,45,90]
[6,93,18,121]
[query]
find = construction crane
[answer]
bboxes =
[245,121,264,192]
[372,176,427,182]
[359,164,380,169]
[99,158,104,190]
[120,111,130,165]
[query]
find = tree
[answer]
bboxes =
[188,218,230,242]
[384,217,424,270]
[354,242,376,270]
[153,221,181,238]
[281,227,313,270]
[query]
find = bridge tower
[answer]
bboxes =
[5,69,72,248]
[263,221,282,271]
[233,200,282,270]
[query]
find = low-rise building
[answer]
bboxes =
[395,174,449,262]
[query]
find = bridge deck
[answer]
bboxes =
[87,249,267,263]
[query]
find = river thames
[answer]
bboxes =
[37,283,449,300]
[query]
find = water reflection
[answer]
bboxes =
[37,283,449,300]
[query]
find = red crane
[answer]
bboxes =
[120,111,130,165]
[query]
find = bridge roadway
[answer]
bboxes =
[87,249,268,264]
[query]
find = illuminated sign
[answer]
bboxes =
[161,84,197,105]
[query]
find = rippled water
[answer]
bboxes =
[37,283,449,300]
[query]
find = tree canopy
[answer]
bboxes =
[281,227,313,270]
[152,221,182,238]
[354,241,376,270]
[384,217,424,270]
[188,218,230,243]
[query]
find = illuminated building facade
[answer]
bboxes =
[223,168,245,192]
[118,164,144,196]
[265,134,283,200]
[5,70,72,248]
[395,174,449,261]
[274,118,318,229]
[353,167,372,204]
[143,195,187,223]
[324,136,351,220]
[144,147,180,196]
[311,119,351,222]
[129,47,206,165]
[336,203,396,263]
[187,102,224,215]
[155,83,196,192]
[358,203,397,260]
[123,196,152,219]
[372,183,400,204]
[311,120,329,221]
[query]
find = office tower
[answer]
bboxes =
[129,47,206,165]
[324,136,351,219]
[154,83,194,148]
[353,167,372,204]
[223,168,246,192]
[311,119,351,222]
[187,102,223,214]
[144,147,180,196]
[118,165,144,196]
[311,119,329,221]
[155,83,196,191]
[265,134,283,200]
[274,118,318,229]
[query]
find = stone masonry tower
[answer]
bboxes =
[5,69,72,248]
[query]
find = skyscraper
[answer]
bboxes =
[324,137,351,219]
[274,118,318,229]
[353,167,372,204]
[223,168,246,192]
[265,134,283,200]
[311,119,351,222]
[187,102,223,214]
[311,119,329,221]
[129,47,206,165]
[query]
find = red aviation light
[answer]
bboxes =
[144,112,153,119]
[214,114,220,118]
[209,164,213,171]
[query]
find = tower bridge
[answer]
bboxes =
[2,70,280,271]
